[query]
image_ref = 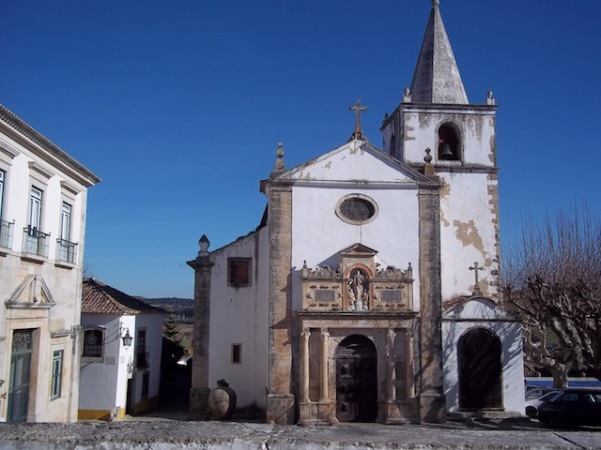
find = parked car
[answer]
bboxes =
[525,390,562,418]
[525,387,558,401]
[538,388,601,428]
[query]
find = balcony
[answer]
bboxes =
[22,226,49,258]
[0,220,13,249]
[56,238,77,264]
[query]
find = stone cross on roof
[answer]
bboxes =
[348,99,367,141]
[469,262,484,296]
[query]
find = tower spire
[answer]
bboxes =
[410,1,468,104]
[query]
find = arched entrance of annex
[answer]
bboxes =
[458,327,503,410]
[335,334,378,422]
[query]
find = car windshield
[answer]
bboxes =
[539,391,561,401]
[526,389,552,400]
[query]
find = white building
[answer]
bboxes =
[79,278,164,420]
[188,1,524,424]
[0,104,100,422]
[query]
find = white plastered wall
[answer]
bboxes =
[208,227,269,408]
[131,313,164,406]
[442,299,525,413]
[290,184,420,311]
[79,314,134,413]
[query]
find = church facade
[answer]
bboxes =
[189,1,524,424]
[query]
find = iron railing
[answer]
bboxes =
[56,238,77,264]
[0,219,13,249]
[22,226,49,257]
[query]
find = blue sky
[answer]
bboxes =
[2,1,600,299]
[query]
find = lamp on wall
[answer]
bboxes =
[122,329,133,347]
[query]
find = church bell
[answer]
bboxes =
[439,143,453,158]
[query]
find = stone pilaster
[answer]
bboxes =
[265,179,295,424]
[187,235,214,420]
[417,185,446,423]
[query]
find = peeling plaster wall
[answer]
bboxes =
[208,229,269,408]
[438,171,500,299]
[383,106,500,301]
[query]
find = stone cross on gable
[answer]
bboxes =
[348,99,367,141]
[469,262,484,296]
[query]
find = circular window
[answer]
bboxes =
[336,194,378,225]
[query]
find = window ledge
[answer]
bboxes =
[20,254,46,265]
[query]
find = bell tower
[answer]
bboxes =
[381,0,501,301]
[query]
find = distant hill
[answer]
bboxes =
[136,297,194,322]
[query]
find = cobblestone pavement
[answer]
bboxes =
[0,418,600,449]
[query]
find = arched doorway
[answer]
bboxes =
[335,335,378,422]
[458,328,502,409]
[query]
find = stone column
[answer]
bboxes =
[319,329,329,402]
[265,178,295,424]
[406,330,415,398]
[187,235,213,420]
[417,183,446,423]
[386,329,396,402]
[300,329,310,403]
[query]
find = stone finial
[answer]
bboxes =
[198,234,210,256]
[486,90,495,105]
[274,142,285,172]
[403,87,412,103]
[432,0,440,7]
[424,148,435,176]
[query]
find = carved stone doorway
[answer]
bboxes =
[458,328,502,410]
[335,335,378,422]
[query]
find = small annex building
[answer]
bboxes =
[79,278,164,420]
[188,1,524,425]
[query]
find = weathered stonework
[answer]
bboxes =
[417,185,446,423]
[265,179,295,424]
[187,245,214,420]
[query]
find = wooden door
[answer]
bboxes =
[336,335,378,422]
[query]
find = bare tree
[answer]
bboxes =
[502,204,601,387]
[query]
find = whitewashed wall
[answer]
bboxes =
[79,314,134,413]
[284,143,422,311]
[290,184,420,311]
[208,227,269,408]
[131,313,164,405]
[442,299,525,413]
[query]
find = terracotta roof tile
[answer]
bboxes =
[82,278,164,315]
